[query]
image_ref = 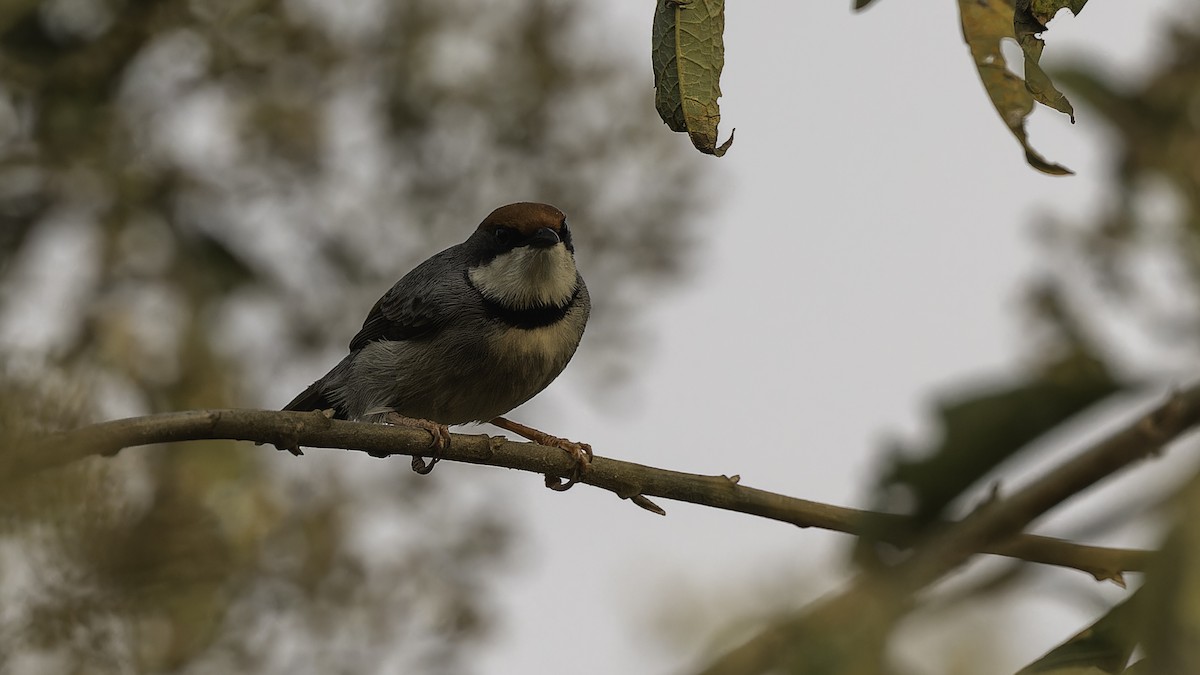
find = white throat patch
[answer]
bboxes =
[469,244,578,309]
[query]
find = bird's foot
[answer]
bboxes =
[541,437,593,492]
[489,416,593,491]
[384,413,451,474]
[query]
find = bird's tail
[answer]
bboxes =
[282,382,335,413]
[283,351,359,418]
[283,355,354,417]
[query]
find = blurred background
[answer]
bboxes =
[1,0,1198,673]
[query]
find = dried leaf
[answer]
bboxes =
[1015,0,1086,120]
[958,0,1073,175]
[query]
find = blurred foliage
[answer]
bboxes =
[0,0,705,672]
[1015,593,1138,674]
[644,564,828,664]
[1137,472,1200,674]
[874,339,1120,530]
[1014,471,1200,674]
[1031,30,1200,664]
[695,584,904,675]
[1044,18,1200,368]
[858,282,1122,563]
[870,0,1200,574]
[679,7,1200,675]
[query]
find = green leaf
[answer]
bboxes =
[1015,0,1086,120]
[1015,593,1139,674]
[957,0,1073,175]
[652,0,734,156]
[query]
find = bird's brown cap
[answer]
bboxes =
[477,202,566,236]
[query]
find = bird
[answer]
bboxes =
[283,202,592,487]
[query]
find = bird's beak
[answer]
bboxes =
[527,227,561,249]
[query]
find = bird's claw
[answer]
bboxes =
[411,423,450,474]
[384,413,450,474]
[412,455,440,475]
[487,417,593,492]
[542,438,593,491]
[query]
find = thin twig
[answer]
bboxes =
[896,384,1200,592]
[6,406,1163,582]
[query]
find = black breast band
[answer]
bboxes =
[465,270,579,329]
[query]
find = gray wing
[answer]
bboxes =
[348,248,464,352]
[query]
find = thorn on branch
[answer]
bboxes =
[631,494,666,515]
[45,401,1189,581]
[973,481,1003,511]
[1138,388,1186,452]
[1102,571,1127,589]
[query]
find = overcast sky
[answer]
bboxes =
[468,2,1199,674]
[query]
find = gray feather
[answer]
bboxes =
[284,212,589,425]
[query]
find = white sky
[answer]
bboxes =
[468,1,1200,674]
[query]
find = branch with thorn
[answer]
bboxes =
[10,397,1192,583]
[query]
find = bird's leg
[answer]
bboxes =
[384,413,451,474]
[489,416,593,491]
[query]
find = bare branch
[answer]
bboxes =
[7,403,1174,583]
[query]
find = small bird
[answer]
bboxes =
[283,202,592,486]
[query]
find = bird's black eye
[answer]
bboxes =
[493,227,515,246]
